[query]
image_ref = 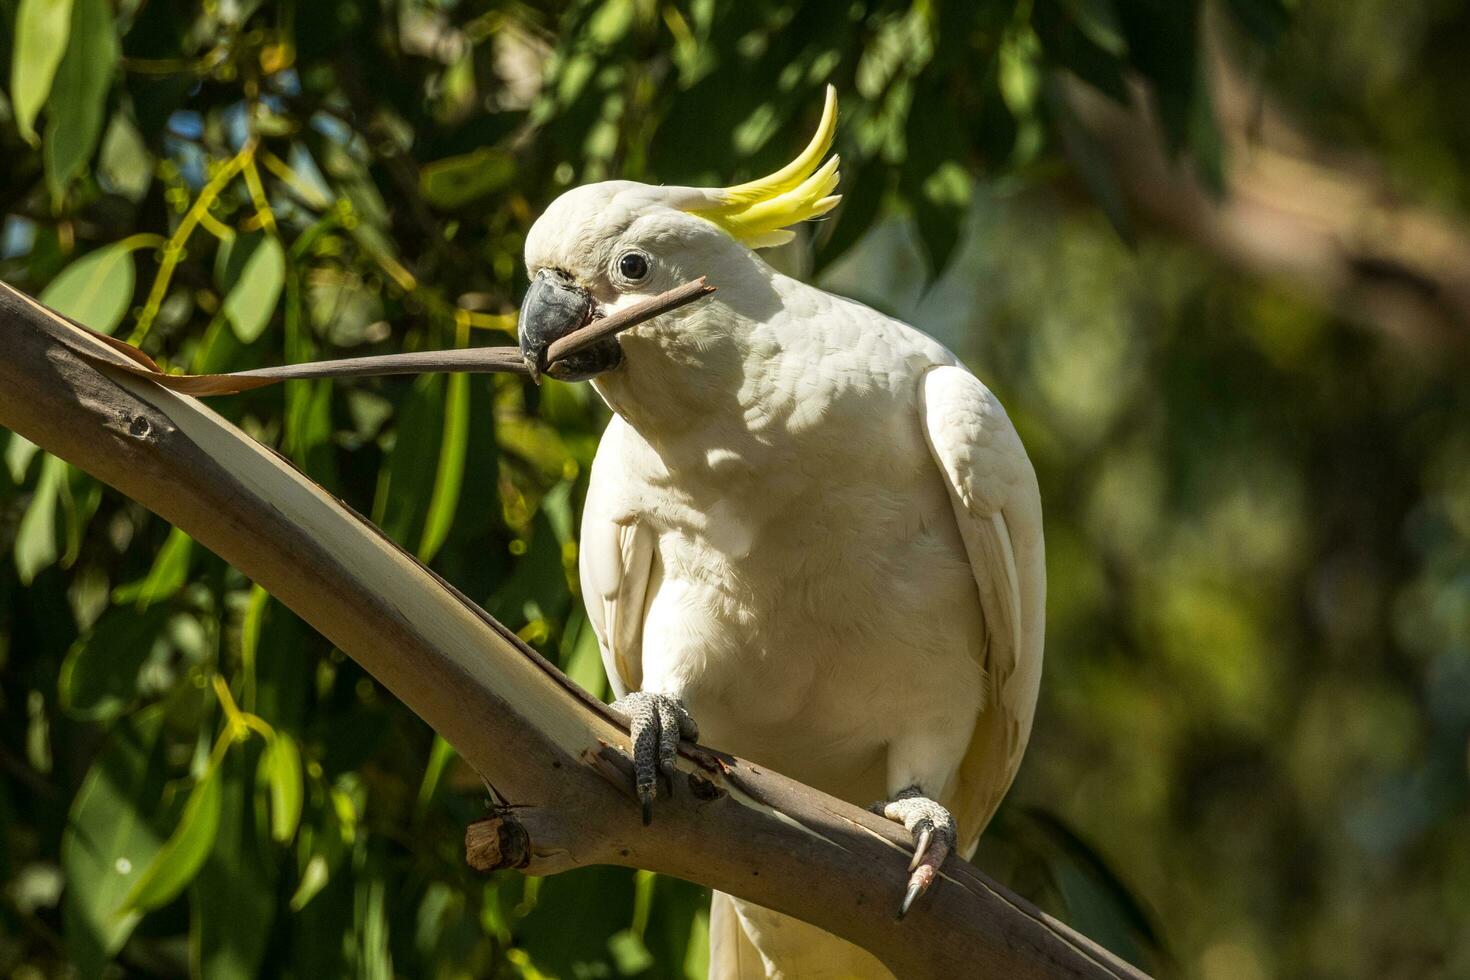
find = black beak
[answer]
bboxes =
[518,269,622,382]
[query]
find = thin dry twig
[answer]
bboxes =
[64,278,716,396]
[0,278,1146,980]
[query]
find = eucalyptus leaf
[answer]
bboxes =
[417,371,469,563]
[111,527,193,609]
[374,375,445,549]
[98,113,154,202]
[43,0,119,200]
[38,243,136,336]
[61,707,168,975]
[119,755,224,913]
[10,0,75,144]
[192,749,275,980]
[260,731,304,843]
[14,454,65,584]
[419,148,516,209]
[218,233,286,343]
[57,603,171,720]
[4,434,41,485]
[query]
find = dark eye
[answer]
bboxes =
[618,251,649,282]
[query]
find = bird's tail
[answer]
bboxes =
[707,891,894,980]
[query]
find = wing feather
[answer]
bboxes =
[578,415,654,699]
[919,365,1046,854]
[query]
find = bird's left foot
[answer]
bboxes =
[609,691,699,825]
[874,787,956,918]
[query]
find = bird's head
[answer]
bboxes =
[519,86,840,382]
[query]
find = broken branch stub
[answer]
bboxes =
[0,279,1147,980]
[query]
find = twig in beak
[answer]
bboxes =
[58,278,717,396]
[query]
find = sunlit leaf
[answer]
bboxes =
[355,873,393,980]
[111,527,193,609]
[4,433,41,485]
[289,853,331,912]
[418,371,470,563]
[560,610,609,702]
[61,707,168,975]
[10,0,75,144]
[260,731,304,843]
[14,453,64,584]
[289,789,355,913]
[43,0,119,199]
[608,929,655,974]
[98,112,153,201]
[413,734,457,821]
[119,754,224,913]
[39,243,135,335]
[218,233,286,343]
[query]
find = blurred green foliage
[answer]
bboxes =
[2,0,1466,978]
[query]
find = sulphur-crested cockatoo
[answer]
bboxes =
[518,87,1044,980]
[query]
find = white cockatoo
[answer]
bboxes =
[518,87,1045,980]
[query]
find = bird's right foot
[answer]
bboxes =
[609,691,699,824]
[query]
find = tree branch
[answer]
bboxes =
[1060,31,1470,355]
[0,280,1146,980]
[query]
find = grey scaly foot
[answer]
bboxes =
[874,786,957,918]
[609,691,699,825]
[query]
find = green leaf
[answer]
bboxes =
[58,603,171,721]
[418,147,516,209]
[192,748,275,980]
[417,371,469,563]
[560,610,610,702]
[61,707,169,975]
[289,853,331,912]
[14,454,64,584]
[119,754,224,913]
[218,233,286,343]
[412,734,456,821]
[374,374,445,549]
[39,243,136,335]
[4,433,41,484]
[1034,0,1130,104]
[289,791,355,913]
[43,0,119,200]
[608,929,655,975]
[354,871,394,980]
[10,0,76,145]
[111,527,193,609]
[260,731,304,843]
[1020,807,1166,971]
[999,29,1042,117]
[98,112,153,201]
[913,161,973,276]
[814,160,890,273]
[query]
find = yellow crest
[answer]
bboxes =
[683,86,841,249]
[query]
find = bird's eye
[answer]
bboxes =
[617,251,649,282]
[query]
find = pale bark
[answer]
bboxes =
[0,281,1146,980]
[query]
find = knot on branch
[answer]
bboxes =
[465,808,531,872]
